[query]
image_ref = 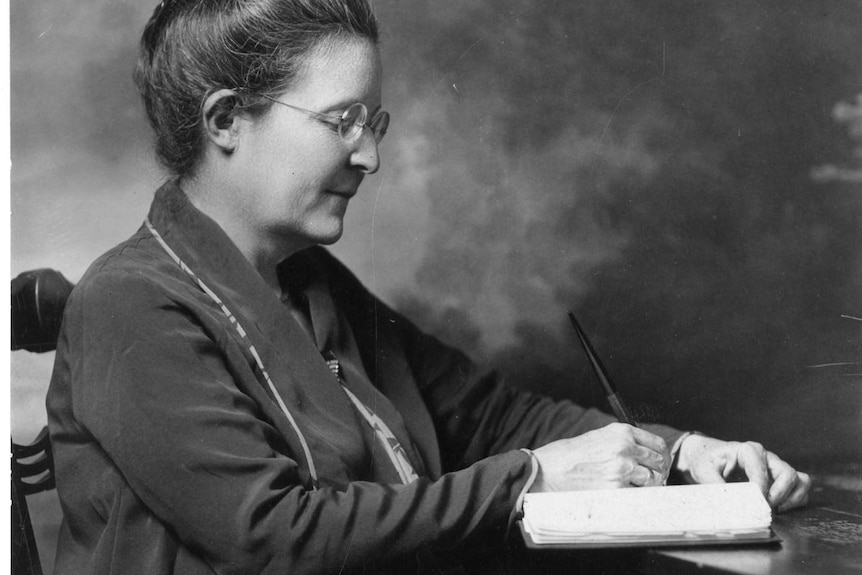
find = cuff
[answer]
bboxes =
[668,431,702,483]
[670,431,693,462]
[507,448,540,530]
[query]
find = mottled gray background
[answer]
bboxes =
[11,1,862,571]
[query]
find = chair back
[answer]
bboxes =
[12,268,73,353]
[11,269,74,575]
[12,428,55,575]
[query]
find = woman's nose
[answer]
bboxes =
[349,127,380,174]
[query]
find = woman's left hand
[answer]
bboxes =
[674,434,812,512]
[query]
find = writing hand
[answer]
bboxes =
[674,435,811,512]
[530,423,670,492]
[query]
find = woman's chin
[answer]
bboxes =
[315,231,343,246]
[307,220,345,246]
[272,220,344,252]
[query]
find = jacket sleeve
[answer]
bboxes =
[57,270,535,575]
[371,296,685,472]
[318,247,686,474]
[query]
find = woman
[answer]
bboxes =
[47,1,810,573]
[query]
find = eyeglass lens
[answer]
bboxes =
[339,103,389,144]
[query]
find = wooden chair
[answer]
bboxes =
[11,269,74,575]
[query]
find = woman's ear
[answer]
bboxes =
[202,89,243,152]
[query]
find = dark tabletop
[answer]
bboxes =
[484,462,862,575]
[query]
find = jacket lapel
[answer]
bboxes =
[147,182,368,485]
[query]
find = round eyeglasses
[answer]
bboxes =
[261,96,389,144]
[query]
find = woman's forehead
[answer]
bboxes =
[286,36,382,108]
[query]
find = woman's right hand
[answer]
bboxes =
[529,423,670,492]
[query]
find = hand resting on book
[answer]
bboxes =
[530,423,671,492]
[674,434,811,512]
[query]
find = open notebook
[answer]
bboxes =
[521,482,776,549]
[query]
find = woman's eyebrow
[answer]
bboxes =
[320,99,382,114]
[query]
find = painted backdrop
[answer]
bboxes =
[10,1,862,570]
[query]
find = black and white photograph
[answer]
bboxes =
[9,1,862,573]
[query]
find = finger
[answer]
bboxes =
[777,471,812,513]
[629,465,664,487]
[630,427,670,475]
[630,427,669,459]
[645,467,664,487]
[633,444,669,474]
[736,442,769,494]
[765,452,797,507]
[629,465,650,487]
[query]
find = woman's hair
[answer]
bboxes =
[134,0,379,177]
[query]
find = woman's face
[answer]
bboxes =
[228,36,383,253]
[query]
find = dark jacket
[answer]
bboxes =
[47,182,684,574]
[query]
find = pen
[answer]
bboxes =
[567,311,637,427]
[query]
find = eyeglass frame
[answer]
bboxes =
[260,95,389,144]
